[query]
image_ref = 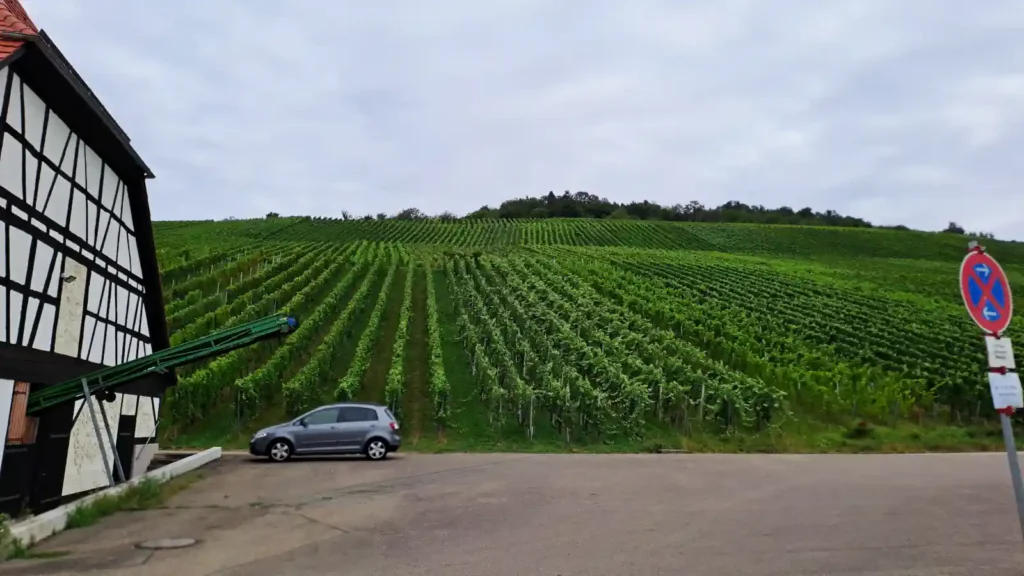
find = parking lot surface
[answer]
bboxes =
[3,451,1024,575]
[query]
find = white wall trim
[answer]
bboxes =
[0,379,13,477]
[9,447,222,547]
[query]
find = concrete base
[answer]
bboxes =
[9,447,221,547]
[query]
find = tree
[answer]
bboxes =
[943,222,965,234]
[466,206,499,219]
[265,212,280,219]
[437,211,458,221]
[444,192,881,229]
[682,201,705,216]
[341,210,353,221]
[361,214,374,220]
[376,212,388,221]
[395,207,425,220]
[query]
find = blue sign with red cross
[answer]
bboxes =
[960,249,1014,334]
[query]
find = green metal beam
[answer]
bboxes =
[27,313,298,414]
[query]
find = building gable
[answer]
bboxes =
[0,0,170,517]
[0,65,154,366]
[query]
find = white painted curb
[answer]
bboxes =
[10,447,222,547]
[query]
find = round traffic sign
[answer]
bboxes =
[960,250,1014,334]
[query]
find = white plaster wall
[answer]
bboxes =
[61,391,163,493]
[132,443,157,479]
[4,70,147,286]
[0,214,4,344]
[121,393,138,416]
[7,225,29,287]
[61,394,121,496]
[0,76,23,200]
[0,379,13,477]
[81,272,143,367]
[53,258,86,357]
[134,395,160,439]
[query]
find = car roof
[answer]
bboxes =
[323,402,386,409]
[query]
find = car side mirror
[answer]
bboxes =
[297,419,308,428]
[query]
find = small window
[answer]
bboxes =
[384,408,396,421]
[303,408,340,426]
[339,406,378,423]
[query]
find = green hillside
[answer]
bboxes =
[155,217,1024,453]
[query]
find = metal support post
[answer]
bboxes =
[97,390,126,483]
[82,378,114,487]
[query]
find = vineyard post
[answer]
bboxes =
[959,242,1022,546]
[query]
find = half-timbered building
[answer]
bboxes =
[0,0,171,516]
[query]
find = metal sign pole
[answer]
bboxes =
[81,378,114,487]
[962,243,1022,549]
[993,357,1024,547]
[998,407,1024,543]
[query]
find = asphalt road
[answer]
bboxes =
[5,452,1024,576]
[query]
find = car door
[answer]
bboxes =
[335,407,378,451]
[292,407,341,453]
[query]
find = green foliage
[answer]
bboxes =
[384,258,415,412]
[168,244,356,425]
[334,250,400,402]
[65,479,163,529]
[154,218,1024,264]
[425,261,450,426]
[277,247,383,413]
[243,243,380,416]
[154,217,1023,450]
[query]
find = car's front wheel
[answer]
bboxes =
[267,440,293,462]
[364,438,389,461]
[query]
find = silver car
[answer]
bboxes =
[249,402,401,462]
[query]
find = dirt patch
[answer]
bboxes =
[359,265,407,404]
[401,264,430,441]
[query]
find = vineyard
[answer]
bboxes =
[155,218,1024,452]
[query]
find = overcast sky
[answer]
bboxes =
[21,0,1024,239]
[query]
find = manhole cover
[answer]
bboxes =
[135,538,198,550]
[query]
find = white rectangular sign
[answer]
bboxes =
[985,336,1017,370]
[989,371,1024,409]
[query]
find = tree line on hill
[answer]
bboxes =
[466,191,872,227]
[264,190,995,236]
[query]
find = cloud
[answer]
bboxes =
[21,0,1024,239]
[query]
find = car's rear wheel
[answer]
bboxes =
[364,438,389,461]
[268,440,292,462]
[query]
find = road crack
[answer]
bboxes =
[291,511,350,534]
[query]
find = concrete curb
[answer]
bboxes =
[10,447,222,547]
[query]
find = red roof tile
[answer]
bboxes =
[0,0,37,61]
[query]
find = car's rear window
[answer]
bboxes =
[384,408,396,421]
